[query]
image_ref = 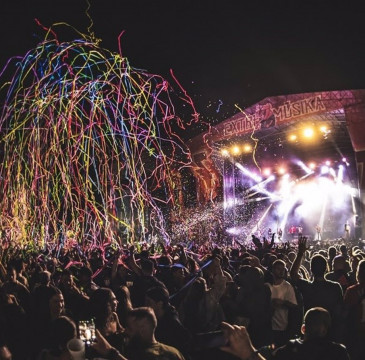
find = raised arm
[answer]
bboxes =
[177,244,188,266]
[290,236,308,282]
[125,246,143,276]
[270,232,275,248]
[111,250,120,280]
[221,322,266,360]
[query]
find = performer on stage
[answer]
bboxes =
[315,225,321,241]
[344,221,350,241]
[289,225,296,240]
[297,225,303,236]
[267,227,272,238]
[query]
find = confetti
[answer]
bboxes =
[0,23,196,247]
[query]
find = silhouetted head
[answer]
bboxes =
[310,255,328,277]
[302,307,331,340]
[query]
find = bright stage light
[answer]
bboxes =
[303,128,314,138]
[278,167,286,175]
[243,144,252,152]
[342,157,350,166]
[221,149,229,157]
[269,170,355,242]
[288,134,297,141]
[263,168,272,177]
[321,165,329,174]
[232,146,241,155]
[325,160,331,166]
[308,162,316,170]
[320,125,328,133]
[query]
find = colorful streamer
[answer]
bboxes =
[0,23,196,247]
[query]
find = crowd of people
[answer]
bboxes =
[0,233,364,359]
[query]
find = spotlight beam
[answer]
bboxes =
[317,191,328,239]
[337,165,344,183]
[278,196,298,241]
[237,196,271,205]
[289,171,315,187]
[235,163,280,200]
[247,175,275,192]
[247,204,273,240]
[297,160,313,175]
[235,163,262,183]
[246,186,280,202]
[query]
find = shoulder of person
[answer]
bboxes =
[283,279,294,286]
[272,339,303,358]
[294,277,310,288]
[278,280,295,291]
[325,279,343,291]
[148,341,184,356]
[324,341,350,359]
[15,280,30,292]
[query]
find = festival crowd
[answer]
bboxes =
[0,233,364,360]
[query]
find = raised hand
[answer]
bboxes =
[220,322,261,360]
[298,236,309,255]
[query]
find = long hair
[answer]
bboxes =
[88,287,116,330]
[48,316,76,356]
[115,285,133,327]
[180,277,206,333]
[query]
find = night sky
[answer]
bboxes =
[1,0,365,130]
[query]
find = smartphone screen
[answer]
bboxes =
[78,319,96,345]
[193,330,227,350]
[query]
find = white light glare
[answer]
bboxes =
[248,175,278,200]
[337,165,344,183]
[235,163,262,183]
[227,227,241,235]
[329,168,336,178]
[297,160,314,175]
[342,157,350,166]
[223,198,235,209]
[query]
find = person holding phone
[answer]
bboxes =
[88,287,125,353]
